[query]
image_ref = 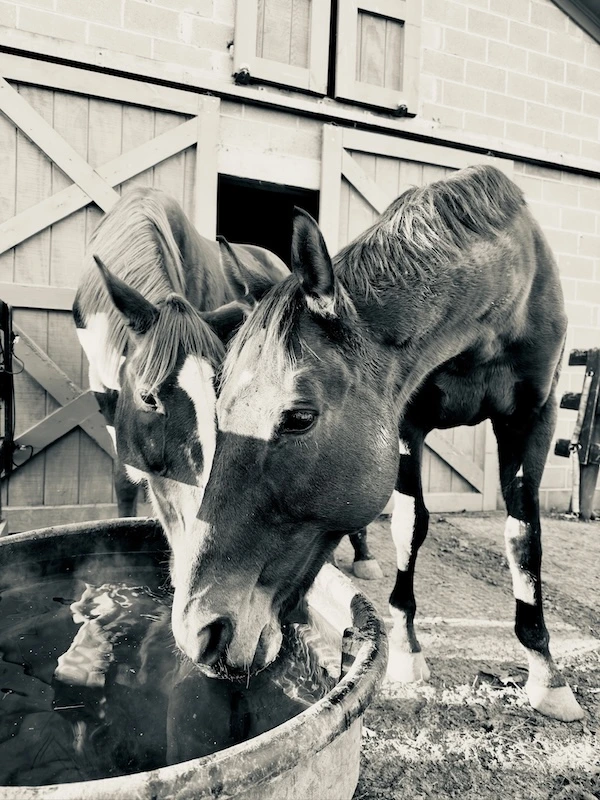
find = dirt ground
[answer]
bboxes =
[334,511,600,800]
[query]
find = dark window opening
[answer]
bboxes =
[217,176,319,268]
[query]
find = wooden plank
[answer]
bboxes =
[0,77,119,212]
[290,0,310,69]
[0,54,200,115]
[12,391,100,467]
[384,16,404,91]
[307,0,332,93]
[0,283,76,310]
[261,0,293,66]
[425,429,485,493]
[357,9,386,87]
[423,492,483,514]
[121,104,155,192]
[4,502,154,533]
[482,420,499,511]
[0,117,198,254]
[0,92,16,282]
[12,323,114,457]
[342,128,514,176]
[319,125,344,254]
[152,110,186,204]
[347,151,377,241]
[342,150,395,214]
[194,96,220,238]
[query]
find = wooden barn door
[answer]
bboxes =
[0,56,219,532]
[319,126,514,512]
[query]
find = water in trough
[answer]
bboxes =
[0,567,335,787]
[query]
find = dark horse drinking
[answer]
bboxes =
[175,165,582,722]
[73,187,381,578]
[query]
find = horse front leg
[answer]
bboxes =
[387,428,430,683]
[493,398,584,721]
[115,460,140,517]
[349,528,384,579]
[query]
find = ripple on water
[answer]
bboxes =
[0,572,335,787]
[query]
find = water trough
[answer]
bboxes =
[0,518,387,800]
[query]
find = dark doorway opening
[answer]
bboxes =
[217,176,320,268]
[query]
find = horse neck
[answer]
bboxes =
[343,265,484,414]
[172,214,233,311]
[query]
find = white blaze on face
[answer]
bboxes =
[177,355,217,485]
[77,313,123,391]
[218,331,300,441]
[391,490,416,571]
[505,516,536,605]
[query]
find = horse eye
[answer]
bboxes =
[139,391,164,413]
[280,410,316,434]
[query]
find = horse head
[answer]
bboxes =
[92,254,252,547]
[172,210,399,678]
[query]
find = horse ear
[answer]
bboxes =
[93,255,159,335]
[291,208,336,315]
[217,235,254,297]
[218,236,280,306]
[201,300,252,345]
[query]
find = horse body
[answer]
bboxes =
[177,165,582,721]
[73,186,288,541]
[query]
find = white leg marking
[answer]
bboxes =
[125,464,148,485]
[178,356,217,485]
[391,490,416,571]
[505,516,536,605]
[387,607,430,683]
[398,439,411,456]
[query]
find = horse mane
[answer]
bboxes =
[335,164,525,296]
[223,165,526,385]
[131,294,225,394]
[77,187,189,364]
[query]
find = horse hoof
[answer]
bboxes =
[386,650,430,683]
[352,559,383,580]
[526,682,584,722]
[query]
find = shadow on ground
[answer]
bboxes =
[335,512,600,800]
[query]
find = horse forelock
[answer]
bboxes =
[219,274,362,411]
[78,188,188,360]
[130,296,225,395]
[336,164,525,297]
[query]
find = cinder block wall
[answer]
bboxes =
[1,0,598,510]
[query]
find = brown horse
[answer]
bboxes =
[171,165,582,722]
[73,186,288,541]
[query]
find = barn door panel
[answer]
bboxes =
[335,0,422,113]
[234,0,331,94]
[0,63,220,530]
[320,125,511,511]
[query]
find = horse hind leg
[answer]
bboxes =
[349,528,384,580]
[493,398,584,722]
[387,430,430,683]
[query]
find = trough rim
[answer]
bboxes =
[0,517,389,800]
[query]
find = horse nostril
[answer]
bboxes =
[196,616,233,667]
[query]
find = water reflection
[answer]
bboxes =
[0,576,334,787]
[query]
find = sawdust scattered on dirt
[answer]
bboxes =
[335,512,600,800]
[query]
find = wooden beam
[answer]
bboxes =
[12,323,115,457]
[341,150,394,215]
[423,491,483,513]
[0,283,75,310]
[0,76,120,212]
[1,49,597,179]
[425,430,485,493]
[193,95,220,238]
[13,390,101,467]
[319,125,344,254]
[0,116,198,254]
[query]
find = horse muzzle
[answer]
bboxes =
[171,586,283,679]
